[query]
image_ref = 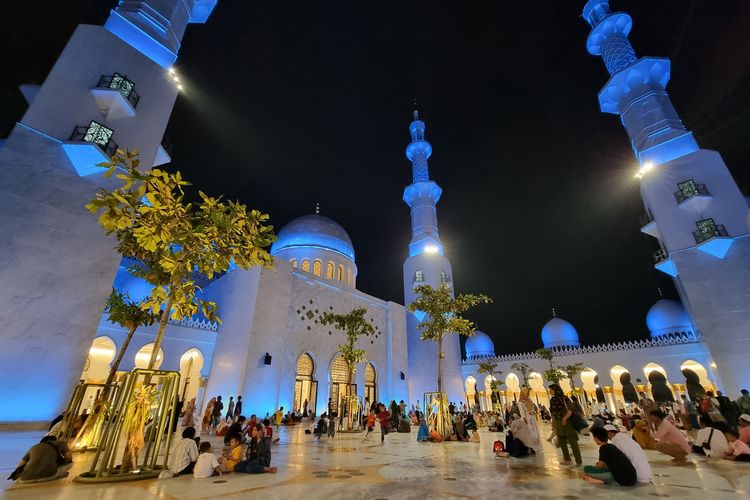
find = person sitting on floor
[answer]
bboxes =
[193,442,222,478]
[504,415,531,458]
[169,426,200,475]
[739,414,750,445]
[583,427,638,486]
[224,416,247,444]
[219,434,243,472]
[632,418,655,450]
[603,424,652,484]
[724,429,750,462]
[398,414,412,433]
[692,414,728,458]
[10,435,73,483]
[235,424,278,473]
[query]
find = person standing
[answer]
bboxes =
[234,396,243,419]
[550,384,582,466]
[182,398,196,428]
[377,403,391,443]
[202,398,215,432]
[518,388,542,453]
[226,397,235,422]
[302,399,309,418]
[212,396,224,431]
[716,391,738,427]
[364,409,377,441]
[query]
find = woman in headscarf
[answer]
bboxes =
[182,398,196,427]
[518,387,542,453]
[505,415,531,457]
[417,416,430,442]
[549,384,582,465]
[202,398,216,432]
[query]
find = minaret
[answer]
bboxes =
[582,0,750,394]
[402,110,464,405]
[0,0,218,425]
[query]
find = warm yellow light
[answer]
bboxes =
[177,84,184,91]
[172,75,179,82]
[635,161,654,179]
[424,244,438,254]
[168,67,176,75]
[710,362,717,368]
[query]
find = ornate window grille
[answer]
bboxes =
[415,270,424,283]
[693,218,728,244]
[96,73,140,108]
[69,121,117,157]
[652,248,668,264]
[674,180,709,203]
[440,271,452,284]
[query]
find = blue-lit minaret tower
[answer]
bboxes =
[582,0,750,395]
[402,111,464,405]
[0,1,218,425]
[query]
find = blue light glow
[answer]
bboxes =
[105,9,178,68]
[271,214,355,261]
[697,237,734,259]
[655,257,679,277]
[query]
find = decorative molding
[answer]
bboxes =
[462,331,701,365]
[168,316,219,332]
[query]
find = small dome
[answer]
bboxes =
[466,331,495,358]
[271,214,354,261]
[541,317,580,349]
[646,299,693,338]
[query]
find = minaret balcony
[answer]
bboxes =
[639,212,659,238]
[674,181,711,211]
[90,73,139,120]
[652,249,678,277]
[62,121,118,176]
[692,219,733,258]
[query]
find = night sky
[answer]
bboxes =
[2,1,749,355]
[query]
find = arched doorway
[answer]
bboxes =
[179,349,204,404]
[329,354,352,415]
[528,372,548,407]
[680,359,712,400]
[465,376,477,407]
[134,343,163,369]
[644,362,674,403]
[365,363,377,406]
[294,353,318,416]
[580,368,597,409]
[483,375,497,410]
[505,373,520,402]
[80,336,116,383]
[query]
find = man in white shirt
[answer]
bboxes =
[604,424,653,484]
[693,415,728,457]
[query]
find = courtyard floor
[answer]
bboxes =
[2,422,749,499]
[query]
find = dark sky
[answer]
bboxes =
[2,1,749,355]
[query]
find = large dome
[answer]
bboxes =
[465,330,495,358]
[646,299,694,338]
[541,317,580,349]
[271,214,355,261]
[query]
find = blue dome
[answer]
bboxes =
[541,317,580,349]
[271,214,355,261]
[466,331,495,358]
[646,299,693,337]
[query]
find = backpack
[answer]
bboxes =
[493,440,504,453]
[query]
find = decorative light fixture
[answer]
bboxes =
[424,244,438,254]
[168,67,183,91]
[635,161,654,179]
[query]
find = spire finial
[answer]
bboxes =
[552,307,557,318]
[314,202,320,214]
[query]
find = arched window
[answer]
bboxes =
[347,268,353,285]
[135,343,164,369]
[326,262,334,279]
[337,264,344,282]
[294,353,317,415]
[301,259,310,272]
[365,363,377,404]
[291,259,298,268]
[313,259,322,276]
[415,270,424,283]
[440,271,451,284]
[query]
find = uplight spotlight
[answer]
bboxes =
[635,161,654,179]
[424,244,438,254]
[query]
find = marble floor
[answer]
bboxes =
[2,422,749,499]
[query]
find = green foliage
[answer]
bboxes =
[408,283,492,348]
[321,307,374,377]
[477,360,504,390]
[542,368,565,384]
[105,288,157,330]
[511,362,532,387]
[87,151,276,369]
[535,348,554,364]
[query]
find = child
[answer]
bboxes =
[327,411,337,439]
[724,429,750,462]
[314,414,327,441]
[219,435,243,472]
[193,442,222,478]
[583,427,637,486]
[364,409,376,441]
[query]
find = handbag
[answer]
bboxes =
[572,414,589,432]
[701,428,714,451]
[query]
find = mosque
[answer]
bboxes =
[0,0,748,427]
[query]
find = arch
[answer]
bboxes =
[301,259,311,272]
[294,353,317,415]
[135,342,164,369]
[505,373,520,401]
[326,262,334,279]
[610,365,629,389]
[680,359,711,387]
[179,348,204,403]
[365,363,377,404]
[290,259,298,268]
[643,362,668,380]
[80,336,116,382]
[528,372,545,392]
[329,354,353,415]
[313,259,322,276]
[580,368,597,392]
[337,264,345,282]
[644,362,674,403]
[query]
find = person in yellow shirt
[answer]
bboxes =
[220,435,243,472]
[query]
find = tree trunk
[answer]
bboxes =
[105,324,138,389]
[147,295,175,370]
[437,335,445,437]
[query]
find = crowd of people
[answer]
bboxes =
[10,387,750,486]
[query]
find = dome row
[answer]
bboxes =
[465,299,695,358]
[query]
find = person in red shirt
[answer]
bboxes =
[377,404,391,443]
[364,409,377,441]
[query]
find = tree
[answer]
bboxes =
[409,283,491,436]
[563,363,586,395]
[511,362,532,389]
[86,151,275,370]
[477,359,504,409]
[103,289,157,388]
[321,307,374,429]
[535,348,564,384]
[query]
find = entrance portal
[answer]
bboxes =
[293,353,317,416]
